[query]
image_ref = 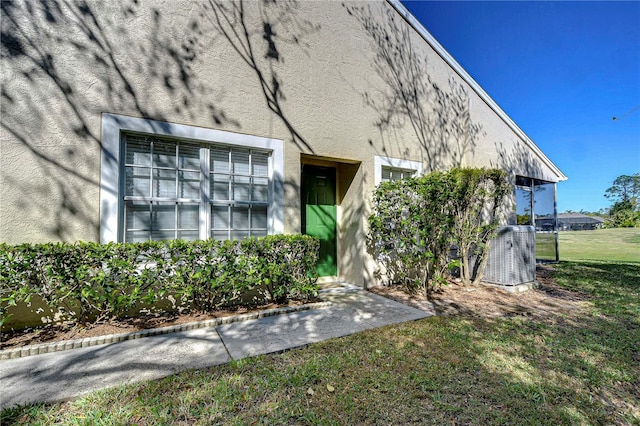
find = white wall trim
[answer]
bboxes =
[386,0,567,182]
[374,155,423,185]
[100,113,284,243]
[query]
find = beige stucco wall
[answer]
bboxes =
[1,0,563,287]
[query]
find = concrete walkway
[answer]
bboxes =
[0,286,433,409]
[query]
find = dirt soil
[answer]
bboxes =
[1,265,583,350]
[0,300,315,350]
[369,265,588,320]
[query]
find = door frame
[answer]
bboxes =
[301,163,338,277]
[300,154,361,280]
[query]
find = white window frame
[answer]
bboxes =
[374,155,423,185]
[100,113,284,243]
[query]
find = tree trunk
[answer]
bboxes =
[471,246,491,286]
[460,244,471,286]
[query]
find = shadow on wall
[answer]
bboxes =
[201,0,320,232]
[336,163,370,287]
[339,192,368,286]
[201,0,320,155]
[1,0,236,241]
[1,0,316,242]
[344,3,482,172]
[492,140,549,222]
[493,140,546,181]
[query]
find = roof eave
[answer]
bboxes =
[387,0,568,182]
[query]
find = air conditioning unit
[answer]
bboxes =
[483,226,536,287]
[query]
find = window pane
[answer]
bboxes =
[211,205,229,229]
[534,183,555,223]
[516,189,532,225]
[151,203,175,230]
[252,152,268,176]
[252,177,268,202]
[126,230,150,242]
[210,148,229,172]
[212,230,229,241]
[251,205,268,229]
[382,166,415,182]
[125,138,151,166]
[534,182,557,261]
[125,166,150,197]
[178,230,198,241]
[125,201,150,230]
[233,175,250,201]
[178,204,199,229]
[178,171,200,199]
[151,230,175,240]
[232,150,250,175]
[153,141,176,168]
[382,167,391,182]
[251,229,268,238]
[231,205,249,229]
[179,145,200,170]
[211,174,230,201]
[230,230,249,240]
[153,169,176,198]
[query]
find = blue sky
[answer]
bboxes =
[403,1,640,213]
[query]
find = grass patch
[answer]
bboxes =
[3,261,639,425]
[535,232,557,260]
[558,228,640,263]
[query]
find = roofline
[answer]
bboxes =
[387,0,568,182]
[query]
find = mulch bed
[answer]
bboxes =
[369,265,587,319]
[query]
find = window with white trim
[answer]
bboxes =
[374,155,423,185]
[123,135,270,242]
[100,114,284,243]
[381,166,416,183]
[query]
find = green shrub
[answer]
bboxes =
[368,171,456,296]
[448,168,510,286]
[368,167,510,295]
[0,235,319,327]
[243,235,319,303]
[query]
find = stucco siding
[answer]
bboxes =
[1,0,564,285]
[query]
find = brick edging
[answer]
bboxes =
[0,301,332,360]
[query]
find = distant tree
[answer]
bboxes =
[605,174,640,227]
[516,214,531,225]
[610,199,640,227]
[605,174,640,208]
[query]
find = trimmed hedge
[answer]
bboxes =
[0,235,319,327]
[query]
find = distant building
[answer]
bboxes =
[537,213,605,231]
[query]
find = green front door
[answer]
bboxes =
[302,165,337,277]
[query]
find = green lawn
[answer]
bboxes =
[3,258,638,425]
[535,232,557,261]
[558,228,640,263]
